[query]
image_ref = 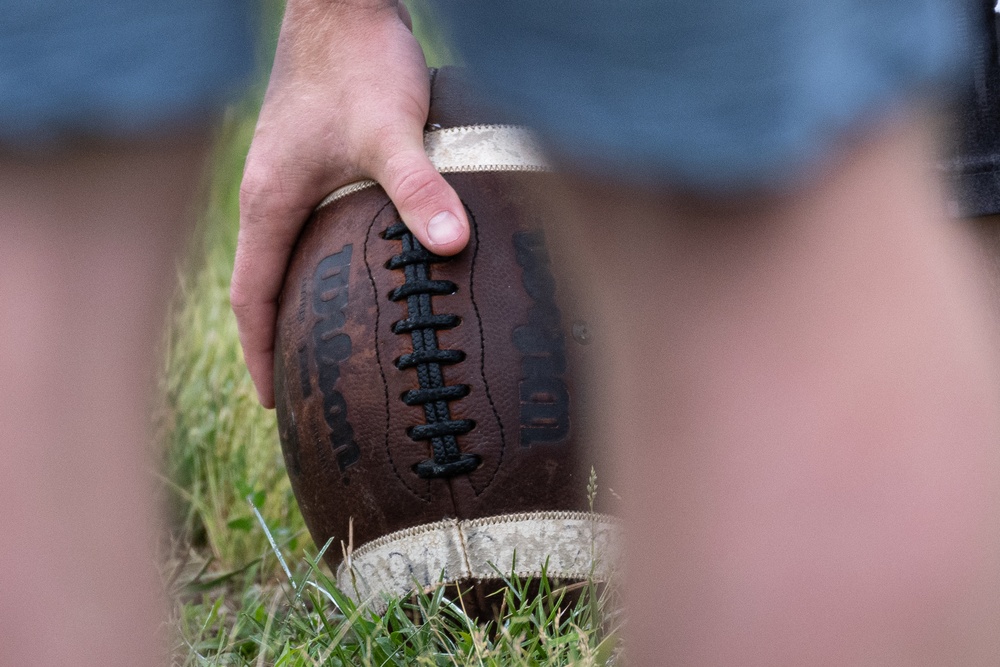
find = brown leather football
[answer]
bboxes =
[273,68,618,608]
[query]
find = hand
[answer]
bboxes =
[232,0,470,408]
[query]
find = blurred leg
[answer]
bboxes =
[0,135,209,666]
[548,114,1000,664]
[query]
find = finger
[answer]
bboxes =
[374,138,470,256]
[233,170,317,409]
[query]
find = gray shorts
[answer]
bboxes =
[433,0,972,191]
[0,0,258,146]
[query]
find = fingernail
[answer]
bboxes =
[426,211,462,246]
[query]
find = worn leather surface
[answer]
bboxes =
[274,72,596,571]
[427,66,510,129]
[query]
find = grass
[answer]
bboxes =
[160,101,304,576]
[167,514,621,666]
[158,3,621,664]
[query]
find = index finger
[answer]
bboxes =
[232,175,317,409]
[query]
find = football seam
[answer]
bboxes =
[464,202,505,494]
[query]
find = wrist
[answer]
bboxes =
[272,0,410,79]
[284,0,399,22]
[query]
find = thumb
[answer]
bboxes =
[374,140,470,256]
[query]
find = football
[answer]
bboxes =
[272,67,618,610]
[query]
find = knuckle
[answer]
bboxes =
[239,158,304,226]
[228,265,257,313]
[383,154,448,214]
[238,164,275,215]
[229,286,254,316]
[229,282,248,309]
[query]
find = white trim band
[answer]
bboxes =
[337,511,620,606]
[317,124,551,209]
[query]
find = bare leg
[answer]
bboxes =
[0,136,209,666]
[549,114,1000,664]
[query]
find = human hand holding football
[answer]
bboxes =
[234,0,470,408]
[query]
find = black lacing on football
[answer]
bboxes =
[391,313,459,334]
[384,221,480,478]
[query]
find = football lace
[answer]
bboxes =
[384,221,481,479]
